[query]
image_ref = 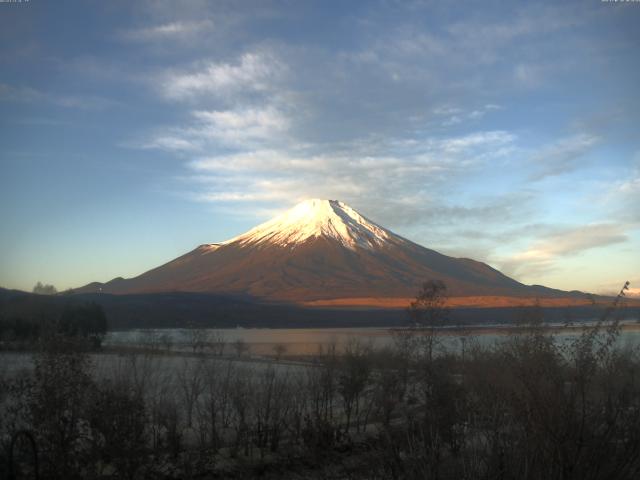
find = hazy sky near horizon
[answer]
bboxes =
[1,0,639,295]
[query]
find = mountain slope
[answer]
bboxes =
[79,199,574,302]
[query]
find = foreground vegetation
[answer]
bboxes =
[1,284,639,479]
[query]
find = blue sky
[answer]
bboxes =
[1,0,639,295]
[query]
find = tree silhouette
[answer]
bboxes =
[408,279,449,361]
[32,282,57,295]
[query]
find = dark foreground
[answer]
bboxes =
[3,306,640,479]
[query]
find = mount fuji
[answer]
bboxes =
[79,199,578,305]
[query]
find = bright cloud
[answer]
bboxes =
[190,106,289,145]
[498,223,629,279]
[120,20,215,42]
[160,51,285,100]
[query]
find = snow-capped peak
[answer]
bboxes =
[223,199,399,249]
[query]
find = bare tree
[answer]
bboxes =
[177,358,204,428]
[251,365,292,457]
[197,359,221,451]
[273,343,287,361]
[29,337,94,478]
[159,332,173,352]
[408,280,449,362]
[373,348,406,429]
[186,326,209,354]
[229,371,252,457]
[233,338,248,358]
[337,339,372,434]
[210,330,227,356]
[88,380,148,480]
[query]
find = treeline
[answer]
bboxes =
[2,286,638,330]
[0,302,107,348]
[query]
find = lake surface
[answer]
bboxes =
[105,322,640,356]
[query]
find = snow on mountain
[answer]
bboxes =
[224,199,397,249]
[76,198,579,303]
[196,243,222,252]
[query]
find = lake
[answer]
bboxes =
[105,321,640,356]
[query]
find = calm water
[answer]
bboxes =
[4,325,640,377]
[105,324,640,356]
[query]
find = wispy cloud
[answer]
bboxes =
[125,32,523,227]
[513,63,546,88]
[498,223,628,278]
[529,223,627,257]
[174,127,521,235]
[0,83,118,110]
[434,104,501,126]
[135,135,202,152]
[136,105,291,153]
[605,153,640,222]
[159,51,285,100]
[190,150,322,174]
[528,133,600,181]
[190,106,290,145]
[437,130,514,154]
[119,20,214,42]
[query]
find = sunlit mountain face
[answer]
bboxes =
[78,199,578,304]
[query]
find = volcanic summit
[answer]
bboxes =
[80,199,571,304]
